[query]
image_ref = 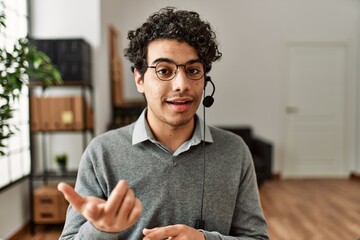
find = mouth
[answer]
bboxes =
[165,97,194,112]
[166,99,193,105]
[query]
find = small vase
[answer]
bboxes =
[57,163,67,175]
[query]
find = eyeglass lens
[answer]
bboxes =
[155,61,204,81]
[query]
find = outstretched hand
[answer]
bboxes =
[58,180,142,233]
[142,224,205,240]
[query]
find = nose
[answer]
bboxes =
[172,67,190,92]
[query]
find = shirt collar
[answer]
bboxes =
[132,109,213,146]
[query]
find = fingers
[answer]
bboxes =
[58,180,142,233]
[111,181,142,228]
[57,182,85,212]
[117,187,135,218]
[127,198,142,226]
[105,180,129,215]
[58,182,106,222]
[104,180,142,221]
[81,197,105,221]
[142,225,205,240]
[143,225,180,240]
[97,179,142,232]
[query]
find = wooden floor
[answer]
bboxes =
[260,179,360,240]
[11,179,360,240]
[9,224,63,240]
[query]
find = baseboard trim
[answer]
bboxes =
[8,221,30,240]
[271,172,360,180]
[350,172,360,181]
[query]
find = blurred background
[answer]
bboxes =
[0,0,359,239]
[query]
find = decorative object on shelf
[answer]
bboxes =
[54,153,68,175]
[30,38,91,83]
[30,95,94,131]
[0,6,62,155]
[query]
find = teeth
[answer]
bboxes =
[167,98,192,104]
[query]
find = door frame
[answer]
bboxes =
[282,41,356,178]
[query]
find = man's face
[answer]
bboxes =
[134,39,204,129]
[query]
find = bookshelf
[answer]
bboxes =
[28,81,94,233]
[27,38,94,234]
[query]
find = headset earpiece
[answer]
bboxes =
[202,76,215,108]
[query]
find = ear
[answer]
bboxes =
[134,68,145,93]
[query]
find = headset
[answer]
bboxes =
[196,76,216,229]
[202,76,215,108]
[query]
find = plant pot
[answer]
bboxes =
[56,163,67,175]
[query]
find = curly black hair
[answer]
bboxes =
[124,7,222,76]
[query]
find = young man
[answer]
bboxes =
[58,7,269,240]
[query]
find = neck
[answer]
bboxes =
[147,114,196,152]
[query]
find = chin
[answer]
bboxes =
[166,115,194,128]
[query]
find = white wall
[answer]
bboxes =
[27,0,360,176]
[1,0,360,237]
[0,181,30,239]
[357,3,360,173]
[103,0,360,174]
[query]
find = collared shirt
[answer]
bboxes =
[61,109,269,239]
[132,109,213,156]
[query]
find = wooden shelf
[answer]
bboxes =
[29,80,92,88]
[31,170,77,180]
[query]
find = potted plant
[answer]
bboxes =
[0,4,62,155]
[54,153,67,174]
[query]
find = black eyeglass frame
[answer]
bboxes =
[147,59,205,81]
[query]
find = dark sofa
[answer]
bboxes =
[218,126,273,186]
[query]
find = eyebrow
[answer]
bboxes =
[151,58,202,65]
[151,58,174,65]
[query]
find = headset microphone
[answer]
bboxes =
[196,76,216,229]
[202,76,215,108]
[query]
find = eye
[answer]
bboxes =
[156,67,175,80]
[155,62,176,79]
[187,67,201,75]
[156,67,172,76]
[186,61,204,77]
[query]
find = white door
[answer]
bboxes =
[284,42,347,177]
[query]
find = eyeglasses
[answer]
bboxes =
[147,60,205,81]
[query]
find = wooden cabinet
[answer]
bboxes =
[33,184,68,224]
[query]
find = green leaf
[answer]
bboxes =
[52,69,62,83]
[0,6,63,154]
[33,54,42,69]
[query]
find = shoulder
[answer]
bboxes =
[209,126,247,146]
[87,123,135,150]
[208,126,252,165]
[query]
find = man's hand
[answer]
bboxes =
[142,224,205,240]
[58,180,142,233]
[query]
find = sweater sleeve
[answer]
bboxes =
[202,143,269,240]
[59,140,122,240]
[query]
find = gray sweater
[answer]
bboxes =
[60,115,269,240]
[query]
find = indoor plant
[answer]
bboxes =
[54,153,68,174]
[0,5,62,155]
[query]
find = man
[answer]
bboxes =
[58,7,269,240]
